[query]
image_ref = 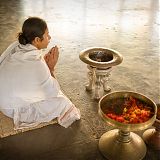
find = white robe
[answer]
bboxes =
[0,41,80,129]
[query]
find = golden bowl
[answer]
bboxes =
[79,47,123,68]
[99,91,157,132]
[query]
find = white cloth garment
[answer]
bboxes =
[0,41,80,129]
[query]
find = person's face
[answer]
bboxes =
[33,28,51,49]
[39,28,51,49]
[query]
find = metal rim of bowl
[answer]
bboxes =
[98,91,157,132]
[79,47,123,68]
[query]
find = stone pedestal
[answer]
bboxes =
[86,65,112,99]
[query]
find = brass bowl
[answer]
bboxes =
[79,47,123,68]
[99,91,157,132]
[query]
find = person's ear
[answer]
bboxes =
[32,37,41,49]
[34,37,41,43]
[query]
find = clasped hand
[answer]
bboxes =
[44,46,59,72]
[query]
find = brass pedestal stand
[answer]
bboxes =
[99,129,146,160]
[98,91,157,160]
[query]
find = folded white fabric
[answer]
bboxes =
[58,105,81,128]
[0,41,81,129]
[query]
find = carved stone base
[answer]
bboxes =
[86,65,112,100]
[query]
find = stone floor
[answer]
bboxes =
[0,0,159,159]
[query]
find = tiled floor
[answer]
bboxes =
[0,0,159,159]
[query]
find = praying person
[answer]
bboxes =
[0,17,80,129]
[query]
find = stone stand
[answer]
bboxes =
[86,65,112,99]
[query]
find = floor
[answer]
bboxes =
[0,0,160,159]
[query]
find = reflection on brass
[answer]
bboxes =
[98,91,157,160]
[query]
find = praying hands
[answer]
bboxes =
[44,46,59,76]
